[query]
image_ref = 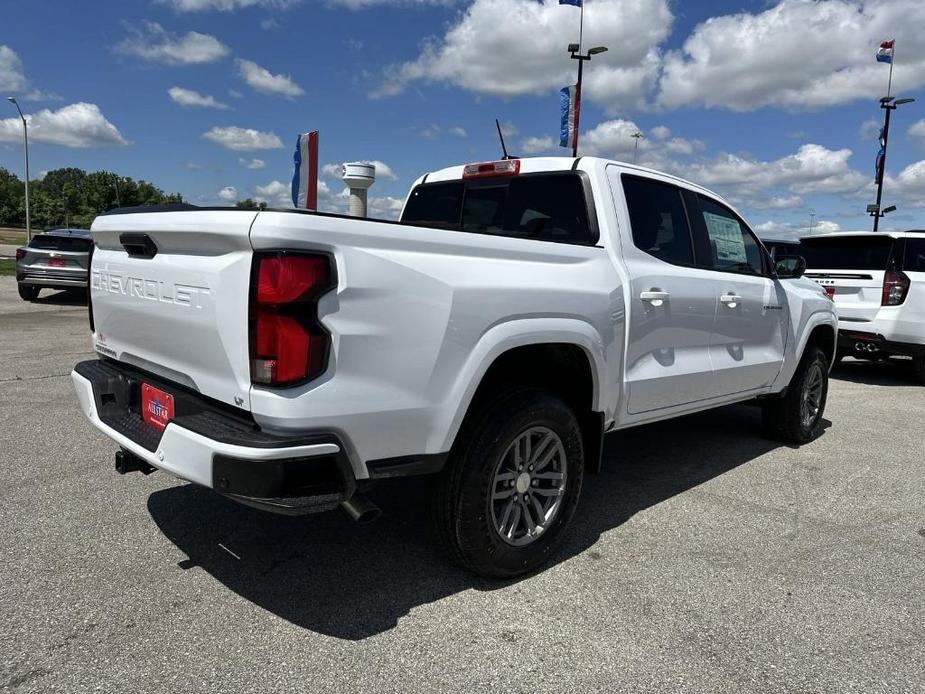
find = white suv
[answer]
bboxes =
[801,231,925,381]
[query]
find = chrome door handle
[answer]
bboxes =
[640,290,670,307]
[720,294,742,308]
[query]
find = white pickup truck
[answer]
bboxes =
[73,156,837,577]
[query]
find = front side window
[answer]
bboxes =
[621,175,694,265]
[695,196,764,275]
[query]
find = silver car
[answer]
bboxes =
[15,228,92,301]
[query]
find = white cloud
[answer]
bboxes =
[449,126,467,137]
[682,144,867,197]
[748,195,804,210]
[859,118,881,141]
[202,126,284,150]
[254,179,292,207]
[366,195,405,219]
[332,0,459,8]
[909,120,925,142]
[892,160,925,203]
[0,45,55,101]
[235,58,304,98]
[520,136,557,155]
[168,86,229,109]
[420,124,441,140]
[238,157,266,169]
[754,219,841,241]
[374,0,672,111]
[321,163,342,178]
[158,0,300,10]
[0,103,128,148]
[218,186,237,201]
[115,21,229,65]
[581,119,648,157]
[650,125,671,141]
[659,0,925,111]
[0,45,27,92]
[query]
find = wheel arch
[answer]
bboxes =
[432,319,610,473]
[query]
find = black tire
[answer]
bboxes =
[17,284,39,301]
[434,387,585,578]
[762,346,829,444]
[913,355,925,385]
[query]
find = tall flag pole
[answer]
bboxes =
[559,0,584,156]
[872,39,896,231]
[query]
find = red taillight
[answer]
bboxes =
[250,253,333,387]
[15,248,26,260]
[882,270,909,306]
[462,159,520,179]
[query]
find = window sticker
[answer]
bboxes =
[703,211,746,263]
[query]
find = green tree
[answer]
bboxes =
[235,198,267,210]
[0,167,184,229]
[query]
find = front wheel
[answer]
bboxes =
[434,388,585,578]
[762,346,829,443]
[18,284,39,301]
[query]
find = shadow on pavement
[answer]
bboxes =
[32,288,88,306]
[148,404,826,640]
[831,357,921,388]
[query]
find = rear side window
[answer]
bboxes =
[401,173,595,246]
[401,181,463,230]
[29,235,91,252]
[694,196,764,276]
[801,236,895,270]
[903,239,925,272]
[621,175,694,265]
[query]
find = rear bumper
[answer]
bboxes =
[72,359,358,514]
[837,330,925,358]
[17,267,88,288]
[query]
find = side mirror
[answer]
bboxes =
[774,255,806,279]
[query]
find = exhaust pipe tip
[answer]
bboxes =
[340,493,381,524]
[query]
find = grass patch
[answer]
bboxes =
[0,229,28,245]
[0,259,15,276]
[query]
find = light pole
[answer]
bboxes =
[631,131,644,164]
[870,96,914,231]
[567,44,607,157]
[6,97,31,241]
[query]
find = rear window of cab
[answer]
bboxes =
[401,172,598,246]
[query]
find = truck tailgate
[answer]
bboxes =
[90,210,257,410]
[805,269,885,322]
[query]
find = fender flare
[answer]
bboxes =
[428,317,611,454]
[772,310,838,391]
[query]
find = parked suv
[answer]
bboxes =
[73,157,837,577]
[15,228,92,301]
[802,231,925,381]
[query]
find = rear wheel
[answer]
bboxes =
[434,388,585,578]
[762,346,829,444]
[17,284,39,301]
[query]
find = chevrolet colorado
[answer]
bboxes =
[72,156,837,577]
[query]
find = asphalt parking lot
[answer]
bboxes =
[1,276,923,693]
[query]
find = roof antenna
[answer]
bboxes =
[495,118,513,160]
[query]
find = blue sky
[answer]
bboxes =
[1,0,924,238]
